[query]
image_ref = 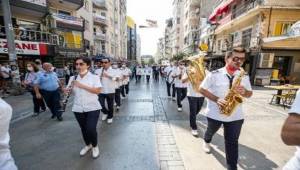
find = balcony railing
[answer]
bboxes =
[52,13,84,31]
[93,0,107,9]
[93,13,107,26]
[0,26,59,45]
[20,0,46,6]
[232,0,259,20]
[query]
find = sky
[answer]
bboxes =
[127,0,173,56]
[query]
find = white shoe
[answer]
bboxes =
[107,118,113,124]
[92,146,100,159]
[116,106,120,110]
[102,114,108,121]
[80,145,92,156]
[191,130,198,136]
[172,97,176,101]
[177,108,182,112]
[203,142,211,153]
[114,103,117,106]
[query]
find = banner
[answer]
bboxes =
[0,39,48,55]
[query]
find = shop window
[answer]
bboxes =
[62,31,82,49]
[274,21,295,36]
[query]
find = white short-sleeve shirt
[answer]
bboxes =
[172,67,188,88]
[164,66,175,84]
[121,68,131,85]
[113,68,123,88]
[283,91,300,170]
[182,72,203,97]
[200,67,252,122]
[95,67,118,94]
[67,72,102,113]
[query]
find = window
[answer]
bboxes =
[274,21,295,36]
[101,12,106,17]
[58,10,71,16]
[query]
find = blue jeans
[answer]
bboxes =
[74,110,100,147]
[204,118,244,170]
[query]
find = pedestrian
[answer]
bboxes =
[171,61,188,112]
[199,47,253,170]
[34,63,64,121]
[0,63,11,96]
[281,90,300,170]
[0,98,18,170]
[121,63,132,96]
[112,62,122,110]
[145,65,152,84]
[136,65,143,83]
[95,58,118,124]
[23,62,46,116]
[64,57,102,159]
[64,65,71,85]
[35,59,43,71]
[164,63,176,101]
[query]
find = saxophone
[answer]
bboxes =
[186,55,206,92]
[220,68,245,116]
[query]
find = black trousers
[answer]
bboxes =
[120,85,126,97]
[40,89,62,118]
[154,73,159,82]
[146,75,150,83]
[166,82,176,97]
[65,75,70,85]
[204,118,244,170]
[115,88,121,107]
[176,87,187,108]
[187,96,204,130]
[74,110,100,147]
[30,90,46,113]
[125,83,129,94]
[98,93,115,119]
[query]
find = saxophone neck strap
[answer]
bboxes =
[226,74,235,89]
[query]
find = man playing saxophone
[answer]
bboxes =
[199,47,253,170]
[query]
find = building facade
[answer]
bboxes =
[127,16,137,61]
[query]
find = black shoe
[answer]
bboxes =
[51,115,56,119]
[57,116,63,121]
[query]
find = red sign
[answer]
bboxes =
[0,39,48,55]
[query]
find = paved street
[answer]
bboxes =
[8,78,295,170]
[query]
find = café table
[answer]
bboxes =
[264,85,300,104]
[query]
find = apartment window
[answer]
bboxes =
[177,18,180,24]
[274,21,295,36]
[242,28,252,48]
[58,10,71,16]
[93,27,96,33]
[101,12,106,17]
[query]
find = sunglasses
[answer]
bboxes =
[75,62,85,66]
[232,57,245,62]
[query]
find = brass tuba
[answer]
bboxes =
[186,55,206,92]
[220,68,246,116]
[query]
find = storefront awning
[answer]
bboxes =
[209,0,235,21]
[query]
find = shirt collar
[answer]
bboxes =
[220,67,240,76]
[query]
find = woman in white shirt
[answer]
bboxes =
[0,98,18,170]
[65,57,102,159]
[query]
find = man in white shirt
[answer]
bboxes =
[199,47,253,170]
[172,61,188,112]
[112,62,123,110]
[120,63,132,97]
[281,90,300,170]
[0,98,18,170]
[164,62,176,100]
[95,58,118,124]
[136,65,143,83]
[145,65,152,84]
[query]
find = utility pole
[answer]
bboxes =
[1,0,23,94]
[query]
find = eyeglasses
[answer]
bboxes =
[232,57,245,62]
[75,62,85,66]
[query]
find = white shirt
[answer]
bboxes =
[95,67,118,94]
[113,68,123,88]
[121,67,132,85]
[164,66,175,84]
[283,91,300,170]
[67,72,102,113]
[0,98,18,170]
[172,67,188,88]
[136,67,144,76]
[200,67,252,122]
[0,66,10,78]
[182,72,203,97]
[145,67,152,76]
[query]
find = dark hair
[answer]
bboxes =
[225,47,246,59]
[27,62,39,72]
[101,57,111,62]
[75,57,92,68]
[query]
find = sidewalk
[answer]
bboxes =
[9,80,296,170]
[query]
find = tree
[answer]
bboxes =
[148,58,155,65]
[171,52,187,61]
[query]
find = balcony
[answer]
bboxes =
[9,0,47,20]
[231,0,260,20]
[94,32,106,41]
[0,26,59,45]
[52,13,84,31]
[93,0,107,10]
[49,0,84,11]
[93,13,107,26]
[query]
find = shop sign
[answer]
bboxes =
[0,39,47,55]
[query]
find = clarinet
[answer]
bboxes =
[61,75,78,112]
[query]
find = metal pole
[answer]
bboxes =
[1,0,23,94]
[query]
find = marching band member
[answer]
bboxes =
[136,65,143,83]
[182,71,205,137]
[199,47,252,170]
[95,58,118,124]
[0,98,18,170]
[145,65,152,84]
[112,62,123,110]
[172,61,188,112]
[164,62,176,100]
[281,90,300,170]
[120,63,132,97]
[65,57,102,159]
